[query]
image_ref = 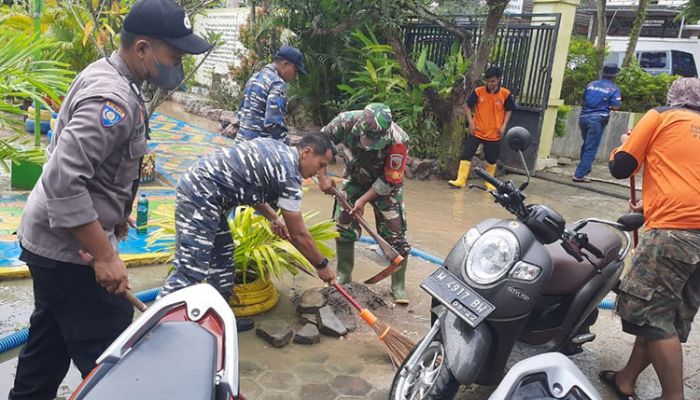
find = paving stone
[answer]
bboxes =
[297,287,326,314]
[368,389,390,400]
[239,378,263,398]
[260,391,294,400]
[331,375,373,397]
[297,366,332,384]
[299,383,338,399]
[255,371,298,392]
[317,305,348,337]
[256,320,293,348]
[325,359,366,375]
[239,360,265,378]
[300,313,318,326]
[294,323,321,345]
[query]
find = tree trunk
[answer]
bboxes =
[440,0,508,173]
[595,0,607,71]
[622,0,649,67]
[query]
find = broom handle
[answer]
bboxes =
[332,282,362,312]
[125,292,148,312]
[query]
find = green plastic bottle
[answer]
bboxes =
[136,193,149,235]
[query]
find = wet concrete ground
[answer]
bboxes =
[1,104,698,399]
[2,178,698,399]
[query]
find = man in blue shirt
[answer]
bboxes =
[235,46,307,143]
[161,133,337,332]
[573,64,622,182]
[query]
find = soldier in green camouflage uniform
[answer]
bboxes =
[318,103,411,304]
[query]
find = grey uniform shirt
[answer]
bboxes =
[18,52,148,265]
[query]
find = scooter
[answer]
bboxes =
[390,127,643,399]
[488,352,602,400]
[69,284,243,400]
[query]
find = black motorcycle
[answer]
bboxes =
[390,127,642,399]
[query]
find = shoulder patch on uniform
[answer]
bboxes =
[101,101,125,128]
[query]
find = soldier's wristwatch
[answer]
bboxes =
[315,258,329,270]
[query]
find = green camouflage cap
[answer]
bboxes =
[353,103,393,150]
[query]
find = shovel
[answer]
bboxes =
[330,187,405,284]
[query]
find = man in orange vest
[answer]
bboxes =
[601,78,700,400]
[449,66,515,189]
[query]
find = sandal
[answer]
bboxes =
[598,370,639,400]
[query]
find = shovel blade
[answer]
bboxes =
[364,263,403,284]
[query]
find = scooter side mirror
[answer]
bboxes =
[617,213,644,232]
[506,127,532,152]
[504,127,533,190]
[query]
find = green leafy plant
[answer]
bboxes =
[0,134,46,172]
[615,60,677,113]
[0,31,72,166]
[148,205,338,284]
[561,36,606,107]
[335,29,445,159]
[554,104,572,138]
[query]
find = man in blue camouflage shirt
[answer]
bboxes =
[236,46,307,143]
[161,133,337,331]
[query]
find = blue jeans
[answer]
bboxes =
[575,114,607,178]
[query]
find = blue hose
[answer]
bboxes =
[358,236,614,311]
[1,240,616,355]
[0,288,161,355]
[0,328,28,354]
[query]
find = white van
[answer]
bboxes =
[605,36,699,77]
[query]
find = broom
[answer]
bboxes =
[331,282,415,368]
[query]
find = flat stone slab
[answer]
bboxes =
[256,320,293,348]
[294,323,320,345]
[317,305,348,337]
[297,288,326,314]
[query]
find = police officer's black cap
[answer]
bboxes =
[123,0,214,55]
[602,63,621,78]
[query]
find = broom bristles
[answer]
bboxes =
[370,320,416,368]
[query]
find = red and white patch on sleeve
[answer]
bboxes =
[384,143,408,184]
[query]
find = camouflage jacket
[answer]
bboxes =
[236,64,288,142]
[321,110,410,196]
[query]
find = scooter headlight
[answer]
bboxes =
[465,228,519,285]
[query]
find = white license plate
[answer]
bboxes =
[421,268,495,327]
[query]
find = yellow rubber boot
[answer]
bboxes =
[484,163,498,191]
[448,160,471,188]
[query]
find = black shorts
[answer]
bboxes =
[461,135,501,164]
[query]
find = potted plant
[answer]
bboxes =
[148,204,338,316]
[0,30,73,189]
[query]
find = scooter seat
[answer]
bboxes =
[543,223,622,296]
[81,321,217,400]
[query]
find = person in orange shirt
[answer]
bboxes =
[449,66,515,189]
[601,78,700,400]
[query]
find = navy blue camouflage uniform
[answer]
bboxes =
[236,63,288,143]
[161,138,303,299]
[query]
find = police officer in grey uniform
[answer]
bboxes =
[9,1,212,399]
[235,46,307,143]
[161,133,337,331]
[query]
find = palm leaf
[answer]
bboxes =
[148,204,337,284]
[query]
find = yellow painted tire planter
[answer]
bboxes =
[27,107,53,121]
[229,274,279,317]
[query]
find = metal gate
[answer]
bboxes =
[402,14,561,172]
